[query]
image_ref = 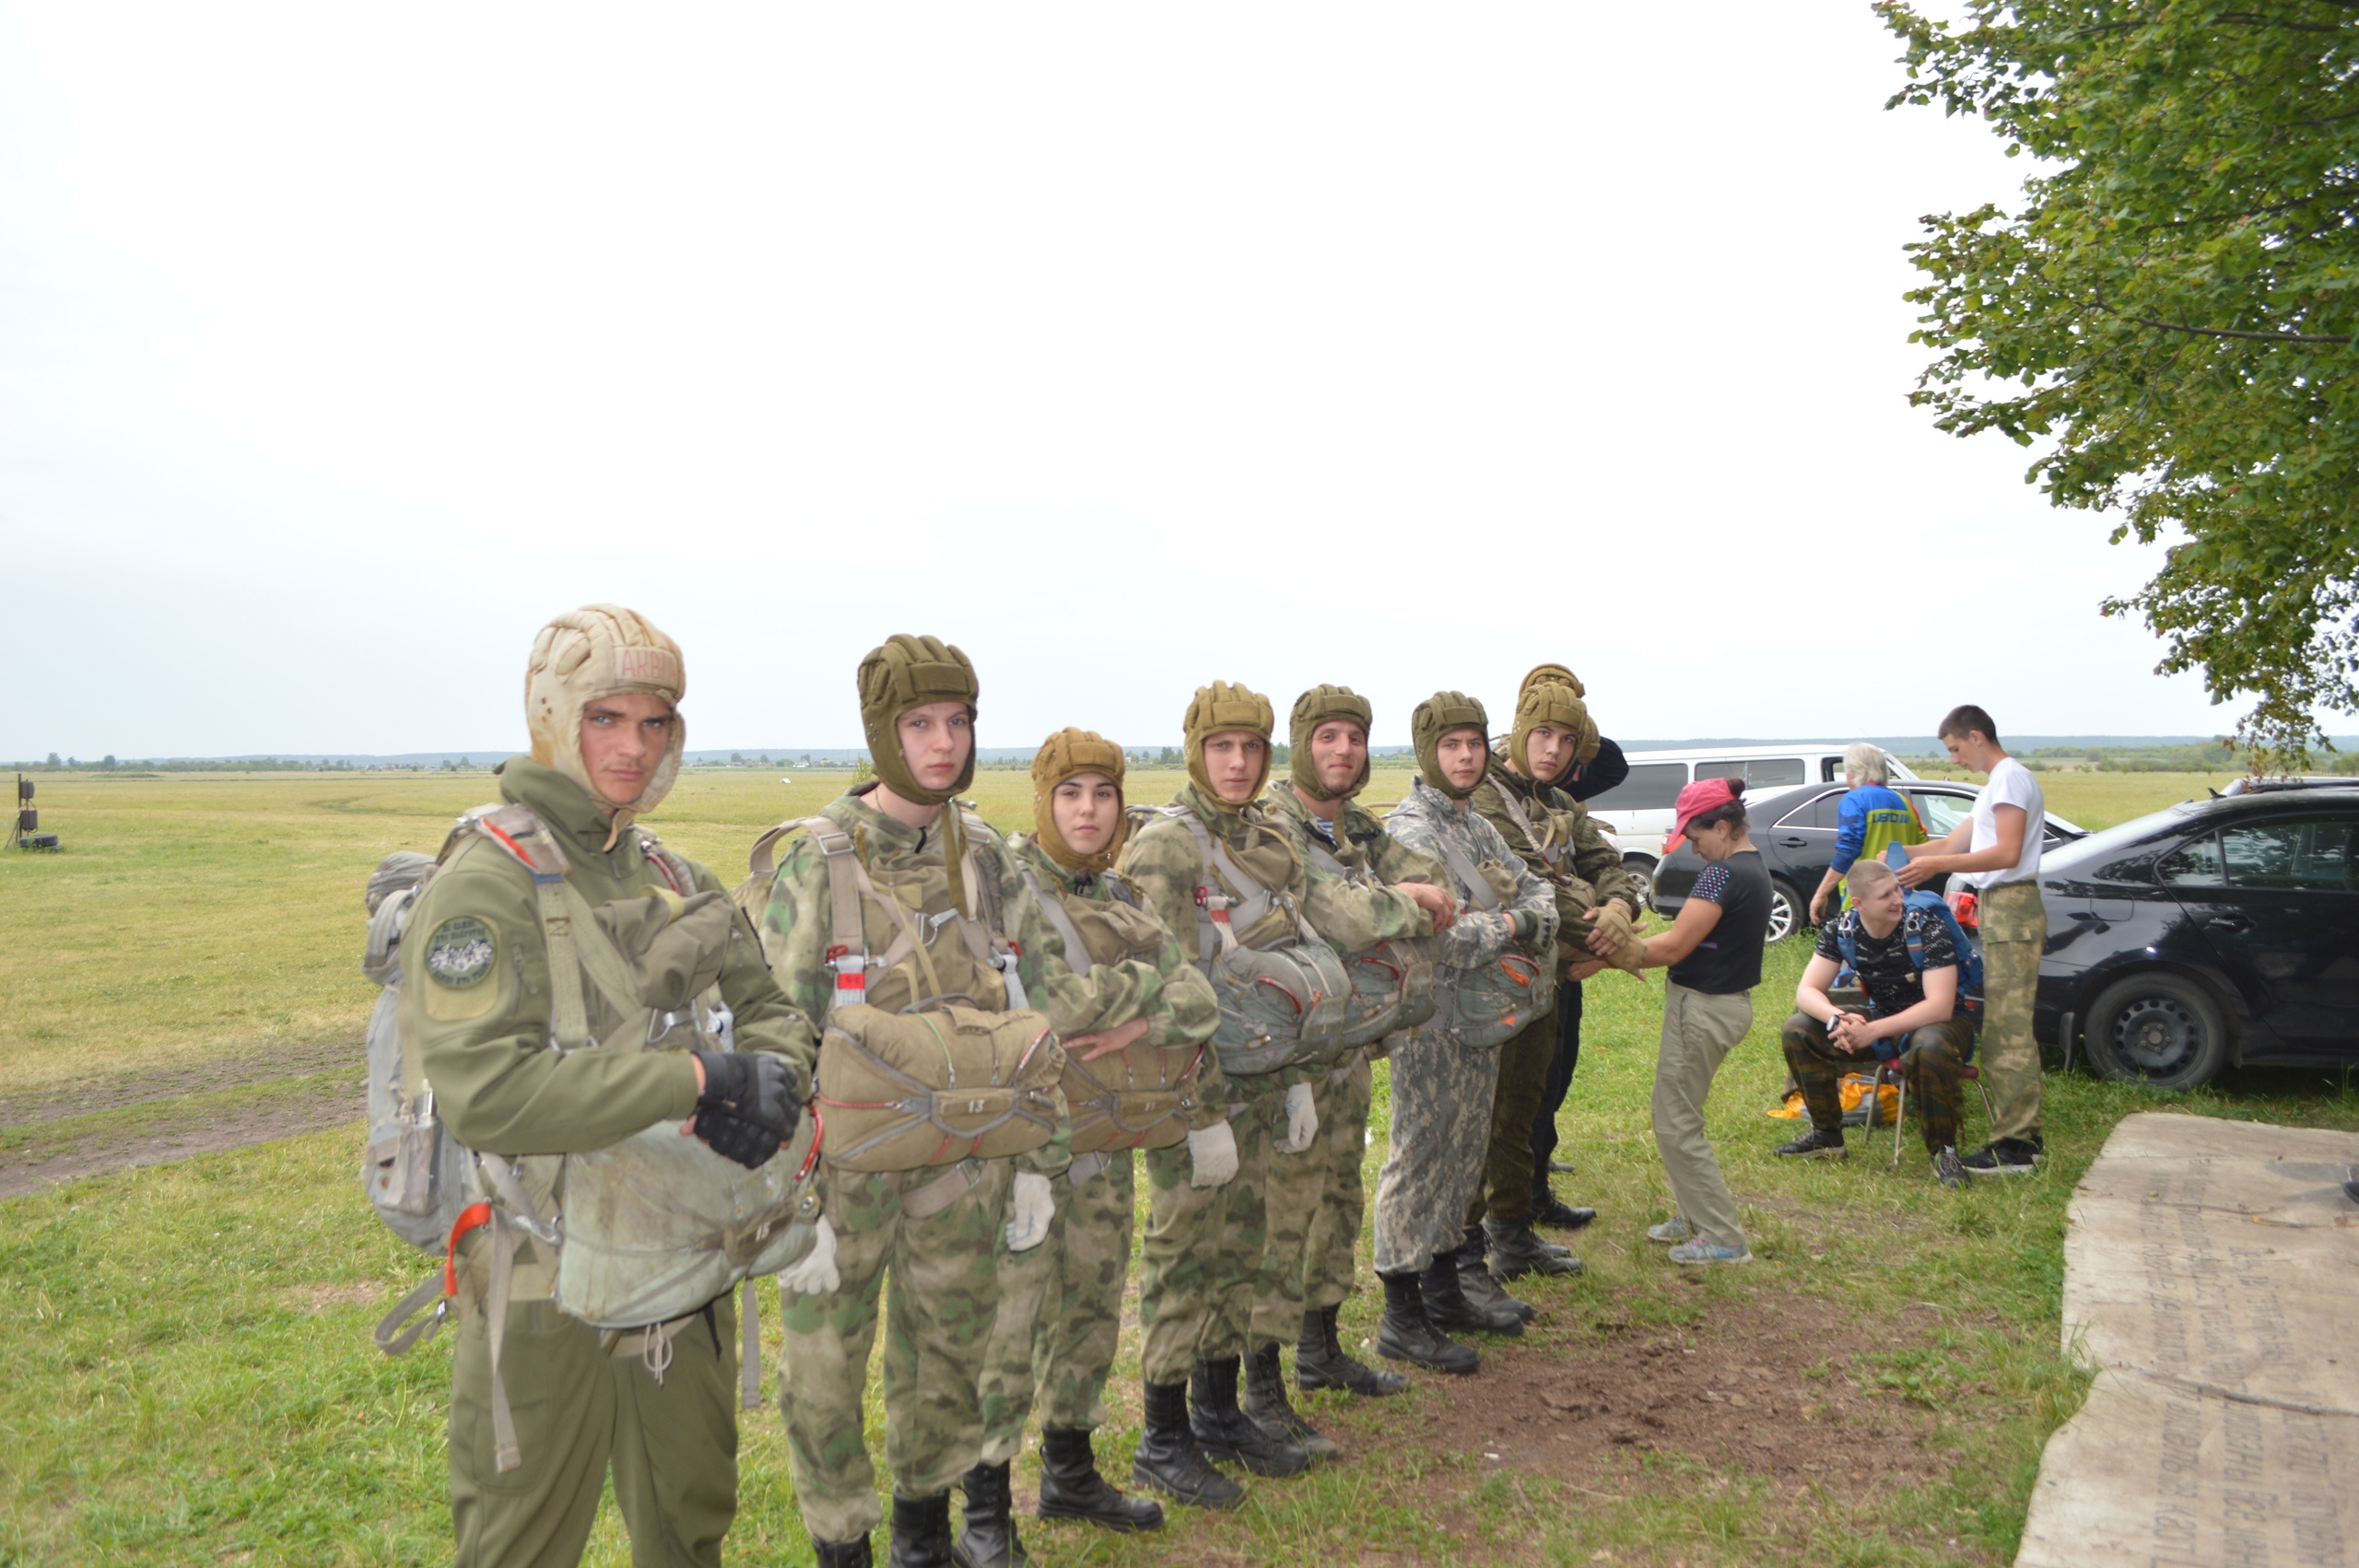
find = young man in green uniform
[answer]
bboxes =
[1115,684,1443,1492]
[1466,670,1643,1288]
[757,637,1153,1568]
[976,728,1222,1547]
[407,604,817,1568]
[1255,685,1458,1407]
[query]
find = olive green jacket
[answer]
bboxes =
[405,756,816,1157]
[1471,749,1640,971]
[1007,834,1228,1130]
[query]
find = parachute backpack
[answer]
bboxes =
[1831,889,1984,1059]
[1419,829,1557,1048]
[1156,803,1352,1076]
[1290,828,1438,1047]
[735,812,1066,1175]
[363,804,825,1467]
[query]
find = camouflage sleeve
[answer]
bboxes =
[1368,830,1449,888]
[1382,803,1518,971]
[1111,816,1210,964]
[757,832,840,1031]
[1473,809,1563,948]
[687,860,818,1083]
[1300,848,1433,954]
[409,840,698,1155]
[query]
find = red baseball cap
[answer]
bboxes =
[1672,777,1740,841]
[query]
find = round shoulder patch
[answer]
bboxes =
[423,916,497,989]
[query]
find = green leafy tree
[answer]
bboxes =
[1881,1,2359,761]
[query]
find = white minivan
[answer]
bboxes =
[1586,743,1921,894]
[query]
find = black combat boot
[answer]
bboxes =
[886,1492,956,1568]
[1453,1227,1536,1324]
[1039,1426,1164,1530]
[1530,1190,1597,1231]
[1130,1379,1245,1511]
[1485,1218,1582,1279]
[1189,1356,1309,1477]
[952,1461,1026,1568]
[1374,1270,1478,1374]
[1295,1305,1408,1397]
[1420,1253,1523,1337]
[813,1536,874,1568]
[1241,1340,1339,1460]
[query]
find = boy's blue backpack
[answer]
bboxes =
[1831,888,1983,1059]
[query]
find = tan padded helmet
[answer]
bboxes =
[524,604,687,833]
[1031,728,1129,872]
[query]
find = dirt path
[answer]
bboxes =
[0,1043,364,1199]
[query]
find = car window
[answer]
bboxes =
[1909,790,1974,838]
[1776,790,1846,830]
[1696,757,1804,788]
[1584,762,1686,812]
[1820,756,1841,782]
[2220,819,2359,893]
[2156,836,2225,888]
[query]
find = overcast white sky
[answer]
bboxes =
[1,4,2240,758]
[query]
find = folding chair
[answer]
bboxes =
[1872,1053,1996,1169]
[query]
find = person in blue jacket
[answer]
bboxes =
[1806,743,1926,926]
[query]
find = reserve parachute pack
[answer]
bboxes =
[1160,804,1350,1077]
[363,804,824,1466]
[737,813,1065,1175]
[1017,860,1208,1152]
[1424,830,1557,1048]
[1293,826,1438,1049]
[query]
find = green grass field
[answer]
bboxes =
[1,766,2348,1565]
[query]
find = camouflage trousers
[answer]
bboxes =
[1373,1021,1502,1276]
[778,1158,1013,1544]
[448,1248,737,1568]
[1251,1050,1370,1345]
[1466,1006,1557,1229]
[1977,880,2048,1142]
[1136,1074,1289,1378]
[976,1148,1135,1458]
[1780,1012,1975,1153]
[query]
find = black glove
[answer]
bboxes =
[689,1051,803,1170]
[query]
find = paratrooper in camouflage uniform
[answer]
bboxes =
[1114,682,1438,1501]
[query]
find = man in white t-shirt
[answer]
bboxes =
[1895,705,2048,1174]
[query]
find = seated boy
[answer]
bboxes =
[1777,858,1974,1187]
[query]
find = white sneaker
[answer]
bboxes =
[1646,1216,1690,1244]
[1667,1239,1752,1266]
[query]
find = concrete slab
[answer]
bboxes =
[2017,1112,2359,1568]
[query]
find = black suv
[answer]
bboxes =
[1650,780,2085,942]
[2036,780,2359,1088]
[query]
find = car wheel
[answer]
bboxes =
[1623,856,1656,912]
[1765,878,1804,943]
[2083,973,2229,1090]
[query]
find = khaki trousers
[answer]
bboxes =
[449,1287,738,1568]
[1465,1006,1557,1229]
[1651,983,1751,1251]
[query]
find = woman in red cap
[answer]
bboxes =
[1619,777,1768,1264]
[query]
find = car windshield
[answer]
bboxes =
[2040,802,2208,877]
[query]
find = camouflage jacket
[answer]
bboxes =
[758,786,1148,1174]
[1259,782,1449,893]
[407,756,816,1156]
[1383,778,1560,975]
[1008,833,1228,1129]
[1471,749,1639,966]
[1116,781,1436,1091]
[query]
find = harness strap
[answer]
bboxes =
[1017,862,1094,977]
[901,1159,987,1220]
[1167,805,1314,961]
[1432,834,1505,913]
[739,1277,761,1410]
[486,1211,522,1471]
[811,822,873,1005]
[1487,778,1563,868]
[372,1274,447,1355]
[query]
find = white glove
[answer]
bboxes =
[1005,1171,1054,1252]
[778,1215,839,1296]
[1187,1119,1239,1188]
[1276,1081,1319,1153]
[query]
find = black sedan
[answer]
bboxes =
[2035,781,2359,1087]
[1649,780,2086,943]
